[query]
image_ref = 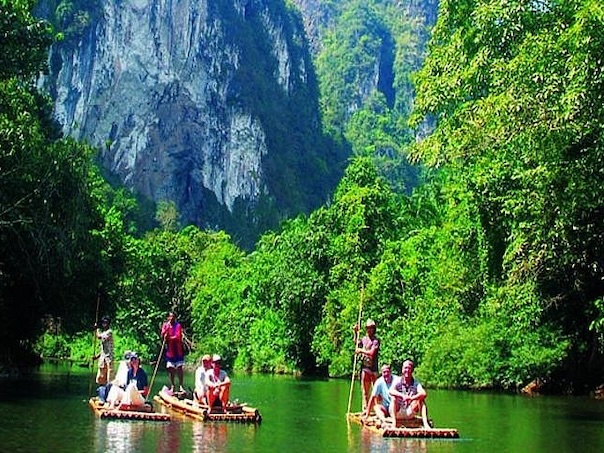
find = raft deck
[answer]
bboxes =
[347,412,459,439]
[154,389,261,423]
[88,397,171,421]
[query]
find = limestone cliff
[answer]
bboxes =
[41,0,344,247]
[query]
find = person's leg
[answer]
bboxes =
[361,370,371,411]
[206,388,216,408]
[107,360,114,383]
[375,404,390,422]
[177,365,184,392]
[219,383,230,408]
[375,404,391,424]
[194,388,204,405]
[96,363,107,385]
[167,366,175,391]
[420,400,430,429]
[389,398,400,426]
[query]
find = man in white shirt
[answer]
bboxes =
[389,360,430,429]
[194,354,212,405]
[205,354,231,413]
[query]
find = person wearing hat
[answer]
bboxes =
[363,364,398,425]
[204,354,231,413]
[101,350,134,405]
[194,354,212,405]
[95,315,114,385]
[389,360,430,429]
[120,353,149,408]
[355,319,380,411]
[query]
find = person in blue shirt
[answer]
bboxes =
[120,353,148,408]
[363,364,397,425]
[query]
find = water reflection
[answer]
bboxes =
[346,420,427,453]
[3,366,604,453]
[192,421,228,452]
[360,433,430,453]
[156,419,182,452]
[95,420,146,453]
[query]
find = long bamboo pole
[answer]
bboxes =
[346,287,364,415]
[88,291,101,397]
[147,336,166,401]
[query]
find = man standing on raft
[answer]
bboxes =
[161,312,186,393]
[355,319,380,411]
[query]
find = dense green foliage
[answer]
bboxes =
[2,0,603,393]
[313,0,425,192]
[1,0,96,358]
[408,0,604,389]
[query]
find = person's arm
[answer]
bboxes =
[139,370,149,396]
[356,338,379,358]
[363,395,377,418]
[173,323,183,341]
[165,323,182,341]
[205,373,216,389]
[355,337,367,355]
[389,378,404,399]
[365,338,379,361]
[407,382,426,402]
[161,322,169,338]
[210,373,230,388]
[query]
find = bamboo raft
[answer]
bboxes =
[88,397,171,422]
[347,412,459,439]
[154,388,262,423]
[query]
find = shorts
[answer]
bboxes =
[395,400,418,418]
[166,358,185,368]
[96,359,113,385]
[361,368,378,378]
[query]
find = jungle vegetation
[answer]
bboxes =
[1,0,603,393]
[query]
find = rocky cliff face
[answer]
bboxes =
[42,0,343,247]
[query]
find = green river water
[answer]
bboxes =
[0,364,603,452]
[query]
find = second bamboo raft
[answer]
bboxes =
[347,412,459,439]
[154,388,262,423]
[88,397,171,421]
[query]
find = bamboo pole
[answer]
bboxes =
[347,287,364,415]
[88,291,101,397]
[147,336,166,401]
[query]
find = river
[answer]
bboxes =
[0,364,603,452]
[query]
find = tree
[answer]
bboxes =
[0,0,105,359]
[410,0,604,389]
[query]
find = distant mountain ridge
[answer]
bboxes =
[39,0,345,247]
[38,0,439,246]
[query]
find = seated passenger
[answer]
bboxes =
[102,350,133,405]
[205,354,230,413]
[363,364,398,425]
[119,353,148,408]
[194,354,212,405]
[389,360,430,429]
